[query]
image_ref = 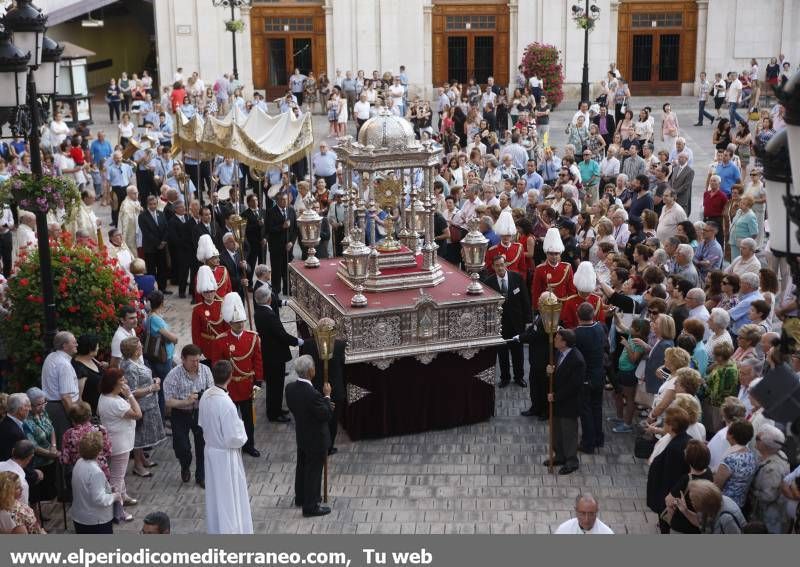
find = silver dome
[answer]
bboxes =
[357,108,418,150]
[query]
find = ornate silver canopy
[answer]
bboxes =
[357,108,418,150]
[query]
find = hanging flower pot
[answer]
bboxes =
[0,173,81,217]
[225,19,245,33]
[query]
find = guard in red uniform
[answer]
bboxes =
[211,292,262,457]
[194,233,232,302]
[191,265,228,360]
[532,227,576,310]
[484,210,526,276]
[560,261,606,329]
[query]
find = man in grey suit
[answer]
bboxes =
[670,152,695,216]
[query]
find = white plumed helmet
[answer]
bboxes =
[542,227,564,254]
[493,210,517,236]
[196,234,220,263]
[221,292,247,324]
[196,265,218,294]
[573,261,596,294]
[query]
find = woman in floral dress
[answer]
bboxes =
[304,72,318,113]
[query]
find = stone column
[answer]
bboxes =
[508,0,519,93]
[325,0,335,79]
[609,1,620,71]
[422,0,433,100]
[695,0,709,94]
[239,5,254,95]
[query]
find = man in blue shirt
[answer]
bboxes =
[715,149,741,197]
[480,215,500,247]
[693,221,723,281]
[214,157,242,187]
[728,272,763,337]
[105,151,135,227]
[312,142,338,188]
[521,159,543,190]
[90,131,112,167]
[158,113,173,147]
[627,175,653,221]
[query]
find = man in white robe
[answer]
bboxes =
[67,191,100,238]
[198,359,253,534]
[118,186,142,255]
[13,211,37,261]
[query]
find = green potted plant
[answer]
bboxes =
[225,19,245,33]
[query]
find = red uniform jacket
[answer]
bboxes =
[484,241,526,275]
[193,265,232,303]
[191,299,228,359]
[560,292,606,329]
[210,330,263,402]
[531,261,576,309]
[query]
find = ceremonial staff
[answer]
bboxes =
[313,318,337,504]
[538,289,562,474]
[229,214,253,330]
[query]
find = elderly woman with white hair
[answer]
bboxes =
[23,387,60,514]
[725,238,761,277]
[748,424,791,533]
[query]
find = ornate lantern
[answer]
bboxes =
[3,0,47,67]
[783,71,800,195]
[461,217,489,295]
[761,131,796,256]
[32,35,62,96]
[297,207,323,268]
[313,317,336,364]
[0,28,30,109]
[538,291,563,335]
[342,227,370,307]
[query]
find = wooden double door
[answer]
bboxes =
[617,1,698,96]
[250,6,327,99]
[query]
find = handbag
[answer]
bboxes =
[748,107,760,121]
[142,316,167,364]
[634,379,652,407]
[448,224,467,243]
[634,432,657,459]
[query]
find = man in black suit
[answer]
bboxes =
[167,200,194,298]
[483,254,531,388]
[193,206,221,250]
[267,193,298,296]
[242,193,266,274]
[285,355,333,518]
[209,191,231,234]
[592,105,616,147]
[300,325,346,456]
[138,194,171,293]
[0,394,32,461]
[574,302,608,454]
[219,233,248,298]
[253,286,300,422]
[186,200,202,301]
[516,313,551,420]
[545,328,586,475]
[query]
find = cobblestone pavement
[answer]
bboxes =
[43,96,716,534]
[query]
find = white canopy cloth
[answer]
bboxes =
[174,106,314,170]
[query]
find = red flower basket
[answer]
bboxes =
[520,42,565,109]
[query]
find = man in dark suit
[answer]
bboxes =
[209,191,231,234]
[242,193,266,274]
[0,394,31,461]
[574,302,608,453]
[253,286,301,422]
[285,355,333,518]
[517,314,551,420]
[545,328,586,475]
[167,200,194,298]
[138,194,170,293]
[670,153,695,216]
[267,192,298,296]
[592,105,616,146]
[186,200,202,301]
[193,206,221,250]
[219,233,248,298]
[483,254,531,388]
[300,325,346,455]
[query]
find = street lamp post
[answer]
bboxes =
[212,0,252,81]
[0,0,61,351]
[571,1,601,104]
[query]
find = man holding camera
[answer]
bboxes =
[163,344,214,488]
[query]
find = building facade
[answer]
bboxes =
[151,0,800,100]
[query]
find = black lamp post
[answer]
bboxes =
[0,0,62,351]
[212,0,252,81]
[571,1,600,104]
